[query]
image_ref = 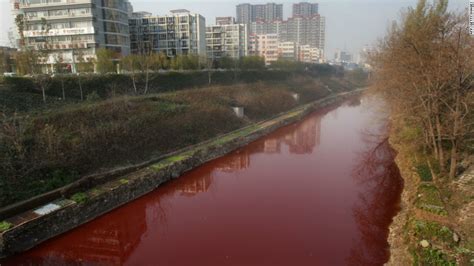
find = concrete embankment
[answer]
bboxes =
[0,89,362,258]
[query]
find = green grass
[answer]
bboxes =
[70,192,88,204]
[416,164,433,182]
[415,183,448,215]
[150,155,191,171]
[412,219,455,246]
[119,178,129,185]
[413,247,456,266]
[212,125,260,146]
[0,221,13,233]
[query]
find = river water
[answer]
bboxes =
[5,95,403,266]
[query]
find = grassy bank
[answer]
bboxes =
[388,119,474,265]
[0,65,363,115]
[0,73,357,208]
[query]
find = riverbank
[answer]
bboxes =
[1,75,360,208]
[0,89,363,259]
[387,119,474,265]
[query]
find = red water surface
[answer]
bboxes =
[4,95,403,266]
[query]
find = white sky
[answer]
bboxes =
[0,0,468,58]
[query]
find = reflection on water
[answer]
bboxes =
[348,136,403,265]
[5,96,402,266]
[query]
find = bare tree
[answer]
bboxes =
[369,0,473,178]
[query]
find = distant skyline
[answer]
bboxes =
[0,0,467,58]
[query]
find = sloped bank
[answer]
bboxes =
[386,121,474,265]
[386,134,418,266]
[0,89,363,259]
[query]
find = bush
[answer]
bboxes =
[0,221,12,232]
[1,69,337,106]
[414,248,456,266]
[71,192,88,204]
[416,164,433,181]
[3,77,36,93]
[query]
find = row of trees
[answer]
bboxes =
[370,0,473,178]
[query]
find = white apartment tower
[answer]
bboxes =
[206,17,248,60]
[129,9,206,57]
[12,0,131,72]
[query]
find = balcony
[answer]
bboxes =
[33,41,97,51]
[24,27,95,37]
[26,12,94,21]
[20,0,92,9]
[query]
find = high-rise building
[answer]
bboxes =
[206,18,248,60]
[12,0,132,72]
[129,9,206,57]
[236,3,252,25]
[278,41,298,61]
[246,8,325,56]
[299,44,322,63]
[249,20,282,36]
[215,16,235,26]
[292,2,319,18]
[280,16,325,52]
[334,49,353,63]
[236,3,283,24]
[249,34,279,65]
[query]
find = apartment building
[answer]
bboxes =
[206,17,247,60]
[299,44,322,63]
[249,20,281,35]
[129,9,206,57]
[292,2,319,18]
[278,41,298,61]
[12,0,131,72]
[249,34,279,65]
[280,15,325,52]
[215,16,235,26]
[246,9,326,55]
[236,3,283,24]
[334,49,353,64]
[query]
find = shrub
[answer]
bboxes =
[414,248,456,266]
[416,164,433,181]
[0,221,12,232]
[71,192,88,204]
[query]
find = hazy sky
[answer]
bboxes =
[0,0,468,58]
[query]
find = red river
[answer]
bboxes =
[4,95,403,266]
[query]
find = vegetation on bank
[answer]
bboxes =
[0,69,360,208]
[370,0,473,264]
[390,118,473,265]
[370,0,473,179]
[0,221,12,233]
[0,64,355,113]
